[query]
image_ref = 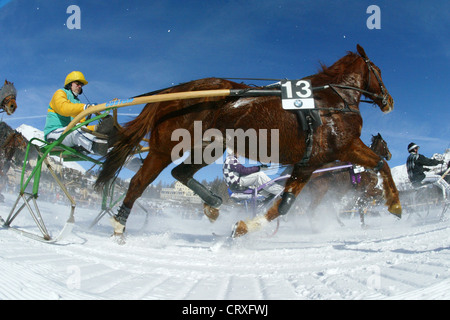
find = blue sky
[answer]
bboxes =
[1,0,449,184]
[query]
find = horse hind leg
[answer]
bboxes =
[232,189,298,237]
[112,152,172,237]
[171,162,223,222]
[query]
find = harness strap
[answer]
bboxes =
[350,166,362,185]
[373,159,385,172]
[296,113,314,166]
[278,192,296,215]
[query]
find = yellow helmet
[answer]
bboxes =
[64,71,88,87]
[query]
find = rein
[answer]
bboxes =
[224,81,382,114]
[313,163,353,173]
[227,85,362,114]
[224,55,389,112]
[314,57,389,109]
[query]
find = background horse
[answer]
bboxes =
[0,80,17,116]
[0,122,28,202]
[95,44,400,239]
[303,133,391,229]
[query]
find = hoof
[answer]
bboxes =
[111,232,126,245]
[231,220,248,238]
[110,217,126,233]
[388,203,402,218]
[203,203,220,223]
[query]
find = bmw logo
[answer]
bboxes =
[294,100,303,108]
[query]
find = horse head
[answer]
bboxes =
[370,133,392,161]
[0,80,17,116]
[356,44,394,114]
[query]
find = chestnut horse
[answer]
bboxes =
[304,133,391,229]
[0,80,17,116]
[95,44,401,239]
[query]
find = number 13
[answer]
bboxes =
[281,80,312,98]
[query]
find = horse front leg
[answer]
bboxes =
[340,139,402,218]
[232,166,314,237]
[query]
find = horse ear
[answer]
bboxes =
[356,44,368,60]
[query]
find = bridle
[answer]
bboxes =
[323,56,389,108]
[362,57,389,106]
[222,54,391,111]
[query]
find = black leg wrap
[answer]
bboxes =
[115,204,131,225]
[186,178,222,208]
[278,192,296,215]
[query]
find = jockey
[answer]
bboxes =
[406,142,449,199]
[223,148,283,197]
[44,71,113,155]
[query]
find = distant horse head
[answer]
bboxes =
[0,80,17,116]
[370,133,391,161]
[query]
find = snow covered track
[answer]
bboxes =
[1,193,450,300]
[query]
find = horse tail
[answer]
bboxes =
[94,104,156,190]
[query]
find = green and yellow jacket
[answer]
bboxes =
[44,88,94,139]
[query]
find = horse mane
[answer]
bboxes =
[314,51,361,84]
